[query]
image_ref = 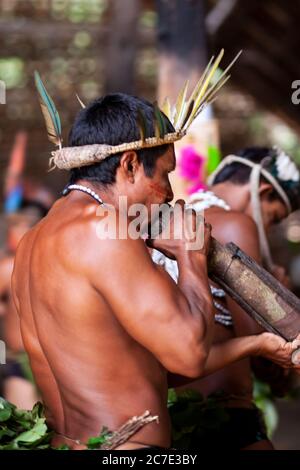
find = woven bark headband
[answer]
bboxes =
[35,49,241,171]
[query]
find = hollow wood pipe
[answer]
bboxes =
[208,238,300,365]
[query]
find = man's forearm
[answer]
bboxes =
[177,251,214,351]
[168,335,262,388]
[202,335,262,376]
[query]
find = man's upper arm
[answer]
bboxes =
[85,233,198,369]
[212,212,263,336]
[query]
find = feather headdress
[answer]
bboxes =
[35,49,241,170]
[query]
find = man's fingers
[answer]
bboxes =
[292,339,300,349]
[291,338,300,366]
[291,348,300,366]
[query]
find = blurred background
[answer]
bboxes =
[0,0,300,449]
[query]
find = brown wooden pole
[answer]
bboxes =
[104,0,141,94]
[156,0,208,104]
[156,0,221,201]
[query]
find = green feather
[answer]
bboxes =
[34,71,62,147]
[137,108,148,141]
[153,103,166,138]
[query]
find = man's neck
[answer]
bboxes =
[71,180,142,219]
[210,182,250,213]
[74,180,118,207]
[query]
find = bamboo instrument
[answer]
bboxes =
[149,205,300,365]
[208,239,300,365]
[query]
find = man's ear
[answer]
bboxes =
[259,182,275,200]
[119,151,140,183]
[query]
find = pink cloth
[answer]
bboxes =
[179,146,206,195]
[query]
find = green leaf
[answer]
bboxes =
[0,441,21,450]
[14,419,47,444]
[0,399,13,422]
[167,388,178,405]
[55,444,70,450]
[86,427,111,450]
[206,145,221,175]
[86,436,104,449]
[176,389,204,403]
[0,426,15,439]
[31,402,45,421]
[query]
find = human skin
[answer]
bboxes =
[171,180,299,450]
[0,256,14,319]
[12,146,215,450]
[0,250,38,409]
[0,255,23,351]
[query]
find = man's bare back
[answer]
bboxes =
[12,194,172,449]
[12,179,214,450]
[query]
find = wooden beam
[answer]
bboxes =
[0,19,155,47]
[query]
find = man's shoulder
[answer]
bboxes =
[220,210,258,233]
[50,203,149,270]
[211,210,260,260]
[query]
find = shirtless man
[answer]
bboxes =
[0,200,46,408]
[166,147,300,450]
[11,96,300,450]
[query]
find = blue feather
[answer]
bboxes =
[34,71,62,146]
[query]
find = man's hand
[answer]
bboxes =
[256,332,300,370]
[149,200,211,261]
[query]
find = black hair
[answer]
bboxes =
[213,147,300,211]
[214,147,272,185]
[68,93,175,187]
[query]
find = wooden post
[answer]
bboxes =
[104,0,141,94]
[156,0,220,200]
[156,0,208,104]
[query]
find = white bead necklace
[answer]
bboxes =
[63,184,104,205]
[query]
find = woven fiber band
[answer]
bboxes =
[51,131,185,170]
